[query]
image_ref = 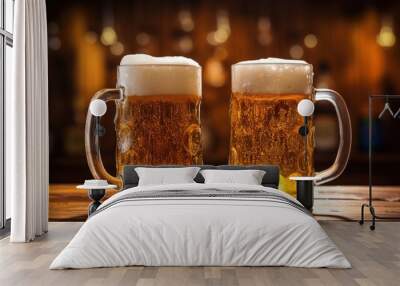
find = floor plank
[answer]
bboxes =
[1,222,399,286]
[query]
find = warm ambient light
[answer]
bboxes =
[289,45,304,59]
[207,10,231,46]
[178,10,194,32]
[207,28,230,45]
[214,29,230,43]
[101,26,117,46]
[110,42,124,56]
[136,32,151,46]
[214,46,228,60]
[377,26,396,47]
[178,36,193,53]
[205,58,226,87]
[258,17,273,46]
[304,34,318,48]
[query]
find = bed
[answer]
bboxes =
[50,165,350,269]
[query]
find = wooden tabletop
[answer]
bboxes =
[49,184,400,222]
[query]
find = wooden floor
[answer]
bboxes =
[1,221,400,286]
[49,184,400,221]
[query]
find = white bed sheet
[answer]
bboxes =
[50,183,350,269]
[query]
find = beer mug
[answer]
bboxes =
[229,58,351,195]
[85,54,203,186]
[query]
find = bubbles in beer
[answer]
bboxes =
[230,58,314,196]
[229,93,314,195]
[114,55,202,177]
[115,95,202,176]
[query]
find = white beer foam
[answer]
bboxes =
[119,54,201,96]
[121,54,200,67]
[232,58,313,94]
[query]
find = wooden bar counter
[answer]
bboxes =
[49,185,400,221]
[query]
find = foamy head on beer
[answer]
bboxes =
[232,58,313,95]
[229,58,315,195]
[119,54,201,97]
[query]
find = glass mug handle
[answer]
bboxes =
[314,89,352,185]
[85,88,124,186]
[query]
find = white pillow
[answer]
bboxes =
[135,167,201,186]
[200,169,266,185]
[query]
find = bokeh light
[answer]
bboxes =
[177,36,193,53]
[110,41,124,56]
[48,37,61,50]
[136,32,151,46]
[289,45,304,59]
[178,10,195,32]
[100,26,117,46]
[377,26,396,47]
[304,34,318,48]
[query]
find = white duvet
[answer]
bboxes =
[50,183,350,269]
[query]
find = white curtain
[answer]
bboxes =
[7,0,49,242]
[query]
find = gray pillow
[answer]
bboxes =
[135,167,201,186]
[200,169,266,185]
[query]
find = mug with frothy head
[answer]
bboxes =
[230,58,352,195]
[85,54,203,186]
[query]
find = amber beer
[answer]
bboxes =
[230,59,314,195]
[115,94,202,175]
[113,56,203,176]
[85,55,202,185]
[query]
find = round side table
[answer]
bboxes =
[77,183,117,216]
[289,176,316,211]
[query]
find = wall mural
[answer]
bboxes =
[47,0,400,188]
[45,0,400,222]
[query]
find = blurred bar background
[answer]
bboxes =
[47,0,400,185]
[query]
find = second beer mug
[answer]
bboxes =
[229,58,351,195]
[85,54,203,186]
